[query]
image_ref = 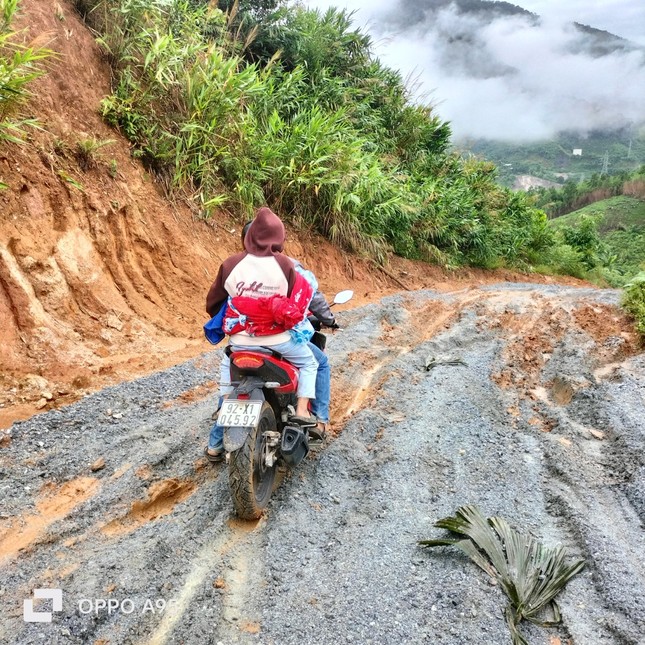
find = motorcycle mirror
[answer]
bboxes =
[333,290,354,305]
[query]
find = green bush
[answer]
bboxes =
[622,273,645,337]
[0,0,50,143]
[533,244,587,279]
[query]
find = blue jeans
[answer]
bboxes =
[308,342,330,424]
[208,341,330,450]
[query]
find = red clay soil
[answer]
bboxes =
[0,0,588,429]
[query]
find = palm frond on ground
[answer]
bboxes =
[420,504,585,645]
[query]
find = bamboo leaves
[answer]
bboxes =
[420,505,585,645]
[0,0,50,143]
[87,0,555,268]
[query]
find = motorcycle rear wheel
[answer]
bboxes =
[228,402,277,519]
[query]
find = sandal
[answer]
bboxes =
[308,426,326,442]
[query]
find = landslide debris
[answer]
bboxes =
[1,284,643,645]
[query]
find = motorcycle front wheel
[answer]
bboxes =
[228,401,277,519]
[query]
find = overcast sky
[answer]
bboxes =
[518,0,645,46]
[304,0,645,141]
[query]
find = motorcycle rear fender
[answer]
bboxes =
[223,387,265,452]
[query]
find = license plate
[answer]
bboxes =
[217,400,263,428]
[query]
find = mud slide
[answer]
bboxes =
[0,283,643,645]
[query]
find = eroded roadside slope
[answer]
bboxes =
[1,0,590,430]
[0,283,643,644]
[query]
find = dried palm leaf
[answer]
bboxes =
[420,505,585,645]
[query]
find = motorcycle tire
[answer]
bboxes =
[228,401,278,519]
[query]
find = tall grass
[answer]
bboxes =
[0,0,50,143]
[84,0,556,268]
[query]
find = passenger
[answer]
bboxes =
[204,207,319,461]
[238,221,336,429]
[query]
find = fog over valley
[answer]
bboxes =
[306,0,645,142]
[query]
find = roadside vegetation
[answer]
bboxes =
[545,196,645,286]
[70,0,566,269]
[0,0,50,185]
[541,192,644,334]
[622,274,645,339]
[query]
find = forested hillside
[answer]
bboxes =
[466,130,645,187]
[70,0,563,270]
[531,165,645,217]
[549,196,645,285]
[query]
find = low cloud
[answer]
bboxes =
[312,0,645,141]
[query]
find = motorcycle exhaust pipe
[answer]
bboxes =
[280,425,309,467]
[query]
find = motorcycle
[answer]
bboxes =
[217,290,353,519]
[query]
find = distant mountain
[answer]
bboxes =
[571,22,637,57]
[391,0,535,26]
[374,0,645,182]
[383,0,643,61]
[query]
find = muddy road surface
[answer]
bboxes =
[1,284,644,645]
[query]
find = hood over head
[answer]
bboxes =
[244,207,285,256]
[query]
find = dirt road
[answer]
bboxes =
[1,284,643,644]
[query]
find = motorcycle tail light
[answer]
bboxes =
[232,355,264,369]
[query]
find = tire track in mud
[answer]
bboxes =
[331,297,465,424]
[144,518,263,645]
[1,284,643,644]
[146,300,463,643]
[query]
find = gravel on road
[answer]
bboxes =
[1,284,643,645]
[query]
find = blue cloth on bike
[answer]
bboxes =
[203,301,228,345]
[289,264,317,344]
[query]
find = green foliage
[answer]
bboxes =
[549,196,645,284]
[0,0,51,143]
[532,243,586,279]
[531,166,645,218]
[550,194,645,231]
[602,228,645,284]
[83,0,559,268]
[57,169,84,192]
[560,216,603,269]
[622,273,645,337]
[420,505,585,645]
[534,214,630,283]
[75,136,115,170]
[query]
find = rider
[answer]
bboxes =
[235,222,336,424]
[205,207,319,461]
